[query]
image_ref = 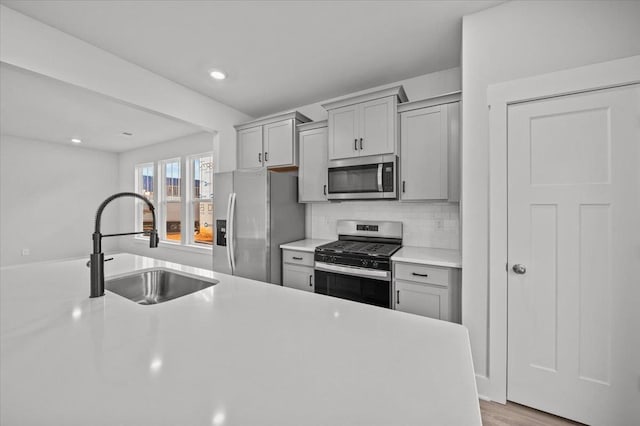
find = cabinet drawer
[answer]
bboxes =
[282,249,314,267]
[394,263,450,287]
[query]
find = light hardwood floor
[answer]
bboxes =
[480,401,585,426]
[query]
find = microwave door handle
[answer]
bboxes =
[377,163,383,192]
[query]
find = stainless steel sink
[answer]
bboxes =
[105,269,217,305]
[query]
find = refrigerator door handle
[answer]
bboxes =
[225,193,234,272]
[229,192,237,273]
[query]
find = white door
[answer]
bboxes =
[263,119,293,167]
[507,84,640,425]
[237,127,263,169]
[299,126,328,202]
[328,104,359,160]
[360,96,395,157]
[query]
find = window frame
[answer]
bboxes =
[134,153,214,252]
[187,152,214,247]
[134,162,156,238]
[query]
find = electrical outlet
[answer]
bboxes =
[21,248,30,256]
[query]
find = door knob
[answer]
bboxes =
[512,264,527,274]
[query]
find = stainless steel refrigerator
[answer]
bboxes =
[212,168,305,284]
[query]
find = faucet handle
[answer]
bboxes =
[86,257,114,268]
[149,230,159,248]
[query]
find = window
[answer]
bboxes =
[161,158,182,243]
[135,152,214,250]
[190,154,214,246]
[135,163,155,235]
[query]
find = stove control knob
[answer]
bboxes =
[372,261,379,268]
[361,259,368,267]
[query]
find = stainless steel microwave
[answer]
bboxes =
[327,154,397,200]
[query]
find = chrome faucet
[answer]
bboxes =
[90,192,159,298]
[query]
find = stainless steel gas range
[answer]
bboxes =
[314,220,402,308]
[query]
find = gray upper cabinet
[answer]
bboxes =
[235,111,311,171]
[323,86,408,161]
[237,126,263,169]
[298,121,328,203]
[398,93,461,202]
[360,96,395,157]
[263,119,294,167]
[327,104,359,160]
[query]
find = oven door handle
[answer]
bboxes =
[315,262,390,281]
[377,163,383,192]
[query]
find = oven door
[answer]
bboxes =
[314,262,391,308]
[327,155,396,200]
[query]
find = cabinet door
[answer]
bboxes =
[328,104,359,160]
[237,127,263,169]
[360,96,395,157]
[447,102,461,202]
[395,280,450,321]
[299,126,328,202]
[399,105,448,200]
[263,119,294,167]
[283,264,314,292]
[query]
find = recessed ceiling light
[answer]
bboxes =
[71,138,82,144]
[209,70,227,80]
[122,132,133,136]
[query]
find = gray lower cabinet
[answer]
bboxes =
[393,261,461,323]
[398,94,461,202]
[282,249,314,292]
[298,121,328,202]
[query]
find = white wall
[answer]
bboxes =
[301,67,462,248]
[0,135,119,266]
[461,0,640,400]
[118,132,214,270]
[0,5,252,174]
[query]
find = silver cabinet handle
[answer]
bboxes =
[412,272,429,277]
[292,256,303,260]
[396,290,400,304]
[402,181,406,193]
[258,152,262,163]
[359,138,363,150]
[309,275,313,287]
[354,139,358,151]
[264,152,268,162]
[323,184,327,196]
[512,264,527,274]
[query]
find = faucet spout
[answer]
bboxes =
[90,192,159,298]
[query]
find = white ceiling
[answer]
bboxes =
[0,63,202,152]
[1,0,501,118]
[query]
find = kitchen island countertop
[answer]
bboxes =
[0,253,480,425]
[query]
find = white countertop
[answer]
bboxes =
[391,246,462,268]
[0,253,479,425]
[279,238,333,253]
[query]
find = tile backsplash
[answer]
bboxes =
[306,201,460,249]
